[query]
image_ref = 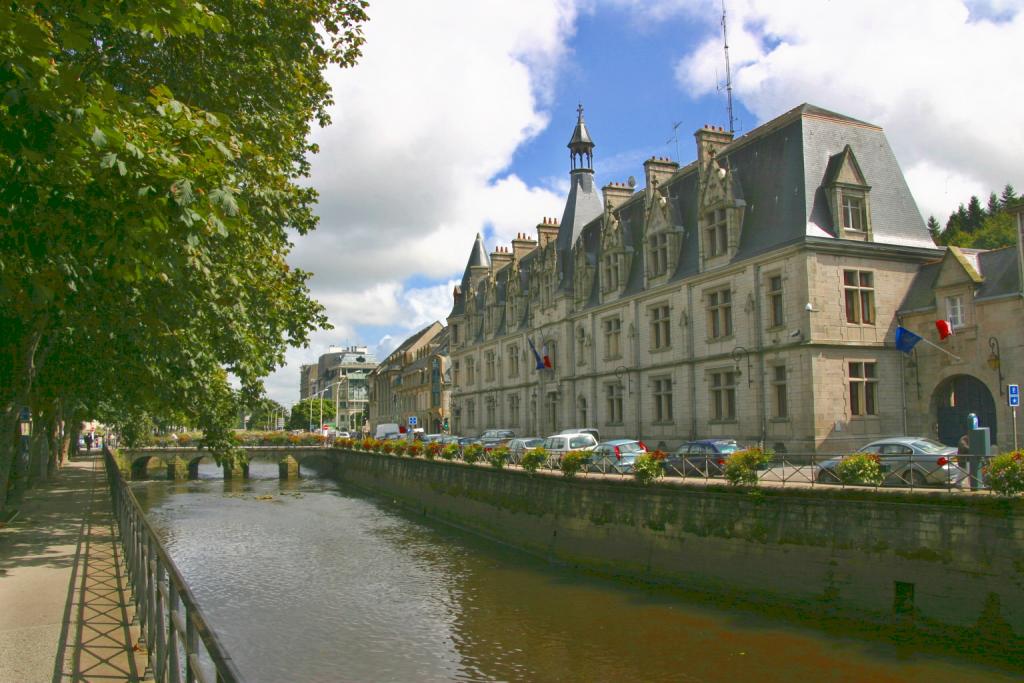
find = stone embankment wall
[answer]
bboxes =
[325,449,1024,644]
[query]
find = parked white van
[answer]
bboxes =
[374,423,400,439]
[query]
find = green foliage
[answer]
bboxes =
[984,451,1024,496]
[835,452,884,486]
[560,450,588,479]
[286,399,337,431]
[407,441,423,458]
[487,446,510,469]
[0,0,369,508]
[441,443,460,461]
[633,453,664,485]
[520,448,546,474]
[723,447,773,486]
[939,185,1020,249]
[462,443,484,464]
[118,412,157,448]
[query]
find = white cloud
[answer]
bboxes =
[672,0,1024,222]
[265,0,580,406]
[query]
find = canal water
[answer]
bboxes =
[133,459,1018,682]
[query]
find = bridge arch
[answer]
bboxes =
[131,455,168,480]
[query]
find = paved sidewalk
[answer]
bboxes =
[0,456,147,682]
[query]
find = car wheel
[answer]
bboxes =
[815,468,839,484]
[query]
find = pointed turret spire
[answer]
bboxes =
[459,232,490,293]
[568,103,595,172]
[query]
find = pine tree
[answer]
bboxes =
[926,216,941,244]
[966,196,986,232]
[987,192,1001,215]
[1001,184,1018,207]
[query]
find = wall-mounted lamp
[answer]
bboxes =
[789,329,803,339]
[988,336,1004,395]
[731,346,753,387]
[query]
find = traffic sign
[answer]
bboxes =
[1010,384,1020,407]
[408,416,418,427]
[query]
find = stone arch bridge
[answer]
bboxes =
[113,446,334,481]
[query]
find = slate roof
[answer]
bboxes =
[451,102,937,319]
[898,246,1021,313]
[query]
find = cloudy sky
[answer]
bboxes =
[264,0,1024,408]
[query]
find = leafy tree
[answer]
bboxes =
[938,184,1020,251]
[0,1,369,508]
[247,398,287,431]
[287,399,337,432]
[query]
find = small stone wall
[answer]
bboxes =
[326,449,1024,648]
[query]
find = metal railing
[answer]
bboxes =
[380,443,995,493]
[103,450,244,683]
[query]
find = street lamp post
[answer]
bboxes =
[17,407,31,492]
[988,336,1004,395]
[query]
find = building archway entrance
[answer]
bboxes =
[932,374,997,446]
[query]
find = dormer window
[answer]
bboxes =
[649,233,669,276]
[705,208,728,257]
[603,253,620,291]
[842,193,866,232]
[824,145,872,240]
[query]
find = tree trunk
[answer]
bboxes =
[0,411,17,512]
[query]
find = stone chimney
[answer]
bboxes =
[602,182,635,213]
[536,217,559,249]
[490,246,513,274]
[511,232,537,261]
[694,124,734,168]
[643,156,679,196]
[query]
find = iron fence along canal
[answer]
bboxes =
[104,449,244,683]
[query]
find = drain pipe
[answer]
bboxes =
[753,264,767,449]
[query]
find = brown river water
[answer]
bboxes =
[132,459,1020,682]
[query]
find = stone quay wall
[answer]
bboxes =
[323,449,1024,644]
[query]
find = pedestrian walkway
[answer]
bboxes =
[0,455,147,682]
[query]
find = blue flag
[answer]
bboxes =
[894,326,922,353]
[527,337,544,370]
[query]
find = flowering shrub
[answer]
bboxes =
[407,441,424,458]
[380,440,395,454]
[441,443,460,460]
[633,453,664,485]
[176,433,193,446]
[836,452,884,486]
[521,448,546,473]
[723,447,773,486]
[426,442,443,459]
[985,451,1024,496]
[334,437,355,449]
[560,450,588,479]
[463,443,484,464]
[360,437,375,451]
[487,446,510,469]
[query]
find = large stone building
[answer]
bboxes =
[299,345,377,431]
[447,103,957,453]
[368,322,451,434]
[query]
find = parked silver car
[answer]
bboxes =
[507,437,544,464]
[542,432,599,467]
[815,437,966,487]
[587,439,648,474]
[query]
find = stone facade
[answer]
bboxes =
[369,322,451,434]
[300,346,377,431]
[448,104,949,453]
[899,245,1023,449]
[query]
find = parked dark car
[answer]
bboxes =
[662,439,742,477]
[480,429,516,451]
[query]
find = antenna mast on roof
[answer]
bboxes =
[721,0,735,135]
